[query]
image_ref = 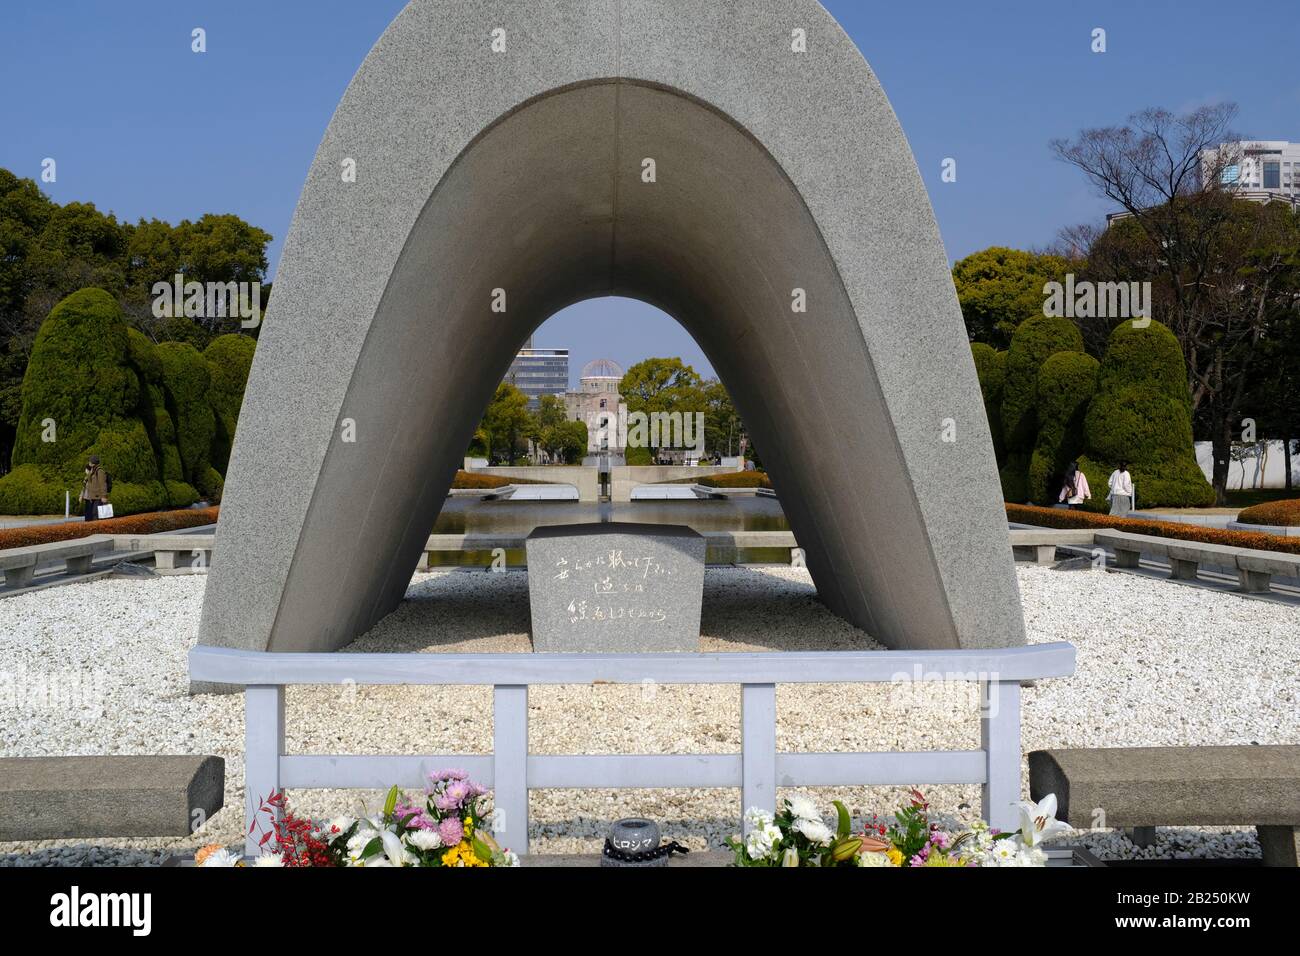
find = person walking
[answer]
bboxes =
[79,455,110,522]
[1058,461,1091,510]
[1107,461,1134,516]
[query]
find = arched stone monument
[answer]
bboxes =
[199,0,1025,656]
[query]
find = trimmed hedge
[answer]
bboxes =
[448,470,548,489]
[697,471,772,489]
[1237,498,1300,527]
[1028,351,1098,504]
[1078,320,1213,511]
[156,341,217,498]
[999,315,1083,501]
[204,334,256,474]
[970,343,1007,464]
[451,471,514,489]
[1006,503,1300,556]
[1000,315,1084,452]
[0,289,172,514]
[0,506,219,551]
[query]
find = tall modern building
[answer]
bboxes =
[504,336,569,407]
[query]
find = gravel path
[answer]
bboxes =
[1,565,1295,865]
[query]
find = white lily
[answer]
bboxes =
[1016,793,1072,848]
[380,829,417,866]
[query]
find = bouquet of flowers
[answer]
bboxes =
[199,769,520,867]
[727,789,1070,867]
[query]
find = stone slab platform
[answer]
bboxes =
[0,755,224,841]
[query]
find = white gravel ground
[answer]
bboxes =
[1,564,1296,866]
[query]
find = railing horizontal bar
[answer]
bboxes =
[274,751,989,792]
[776,751,987,786]
[527,754,742,788]
[190,643,1074,685]
[279,754,494,789]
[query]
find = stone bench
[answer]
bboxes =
[111,534,215,571]
[0,536,116,588]
[1009,529,1096,565]
[1029,746,1300,866]
[1094,529,1300,593]
[0,755,224,841]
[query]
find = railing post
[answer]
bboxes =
[980,679,1021,833]
[493,684,529,855]
[741,683,777,829]
[244,684,284,857]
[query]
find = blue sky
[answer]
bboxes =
[3,1,1295,384]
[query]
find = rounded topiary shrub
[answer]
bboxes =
[1078,320,1214,510]
[204,333,256,474]
[998,314,1083,501]
[156,341,216,490]
[0,288,169,515]
[1028,351,1099,504]
[1237,499,1300,526]
[971,343,1007,465]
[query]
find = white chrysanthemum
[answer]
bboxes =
[857,850,893,867]
[1016,845,1048,867]
[745,822,782,860]
[501,850,521,867]
[406,829,444,852]
[785,794,819,822]
[198,848,241,867]
[744,806,774,831]
[793,817,832,845]
[251,853,284,867]
[986,840,1021,866]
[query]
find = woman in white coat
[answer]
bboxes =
[1107,461,1134,516]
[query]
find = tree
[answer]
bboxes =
[541,419,587,464]
[0,289,173,514]
[1077,320,1214,509]
[479,382,531,464]
[702,379,744,458]
[952,247,1074,348]
[1050,102,1300,502]
[620,357,705,459]
[0,168,272,470]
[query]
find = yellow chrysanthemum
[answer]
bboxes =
[885,847,905,867]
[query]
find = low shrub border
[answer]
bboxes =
[1006,503,1300,556]
[1236,498,1300,528]
[667,472,773,489]
[449,470,547,489]
[0,506,219,551]
[697,472,772,489]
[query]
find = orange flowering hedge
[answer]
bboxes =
[0,506,219,551]
[698,472,773,489]
[1005,503,1300,556]
[1236,498,1300,527]
[449,470,547,489]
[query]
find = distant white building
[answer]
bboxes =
[1206,140,1300,195]
[565,359,626,454]
[1107,140,1300,226]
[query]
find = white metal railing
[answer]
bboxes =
[188,643,1076,856]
